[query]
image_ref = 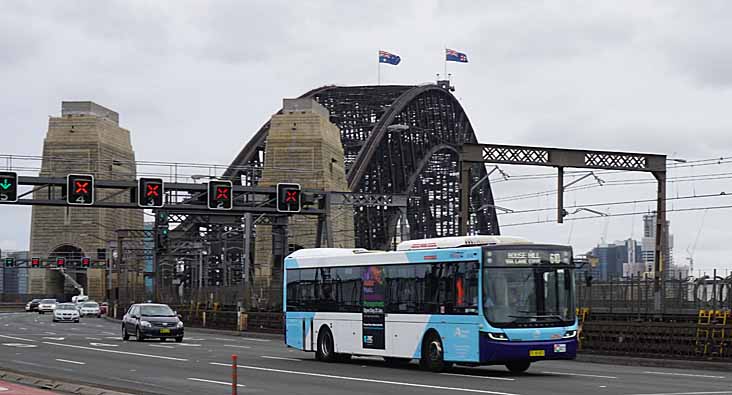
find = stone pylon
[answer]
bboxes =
[253,98,354,309]
[29,102,143,299]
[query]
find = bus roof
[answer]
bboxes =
[396,236,530,251]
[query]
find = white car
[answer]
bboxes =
[78,301,101,318]
[38,299,57,314]
[53,303,80,323]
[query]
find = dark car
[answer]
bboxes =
[25,299,41,312]
[122,303,184,343]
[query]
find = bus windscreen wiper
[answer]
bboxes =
[510,312,563,321]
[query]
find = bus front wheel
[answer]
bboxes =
[420,332,448,372]
[505,360,531,374]
[316,327,336,362]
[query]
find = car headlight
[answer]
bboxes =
[176,321,184,328]
[140,320,152,328]
[488,332,509,341]
[562,330,577,339]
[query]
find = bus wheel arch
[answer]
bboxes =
[420,329,450,372]
[316,325,336,362]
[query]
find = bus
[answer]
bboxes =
[284,235,578,373]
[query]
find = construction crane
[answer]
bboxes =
[686,209,707,276]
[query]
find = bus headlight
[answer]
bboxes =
[488,332,508,341]
[562,330,577,339]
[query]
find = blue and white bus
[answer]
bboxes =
[284,236,578,373]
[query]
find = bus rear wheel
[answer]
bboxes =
[316,327,336,362]
[420,332,448,372]
[505,360,531,374]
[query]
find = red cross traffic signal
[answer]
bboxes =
[207,180,233,210]
[81,257,91,268]
[67,174,94,205]
[31,257,41,268]
[56,257,65,267]
[276,183,301,213]
[138,178,165,208]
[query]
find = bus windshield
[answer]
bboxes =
[483,247,575,327]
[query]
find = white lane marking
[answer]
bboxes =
[0,386,9,391]
[101,332,114,335]
[89,342,118,347]
[150,344,174,349]
[19,327,27,330]
[85,337,101,340]
[260,355,301,362]
[241,337,271,342]
[224,345,251,349]
[441,373,515,381]
[44,332,56,335]
[42,337,65,341]
[210,362,519,395]
[187,378,245,387]
[2,343,37,348]
[186,337,206,341]
[626,392,732,395]
[55,358,86,365]
[0,335,36,342]
[641,371,726,379]
[542,371,617,379]
[42,341,189,361]
[176,343,201,347]
[105,337,120,340]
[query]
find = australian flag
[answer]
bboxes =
[446,48,468,63]
[379,50,401,65]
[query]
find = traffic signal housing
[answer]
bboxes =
[0,171,18,203]
[81,257,91,268]
[3,257,14,268]
[31,257,41,268]
[67,174,95,205]
[56,257,65,267]
[207,180,233,210]
[276,183,301,213]
[138,178,165,208]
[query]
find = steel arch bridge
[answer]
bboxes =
[225,83,500,250]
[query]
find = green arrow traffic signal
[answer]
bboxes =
[0,172,18,203]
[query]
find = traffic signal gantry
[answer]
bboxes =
[0,171,18,203]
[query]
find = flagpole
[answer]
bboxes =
[378,61,381,85]
[444,46,447,80]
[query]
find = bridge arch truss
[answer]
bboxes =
[226,84,500,250]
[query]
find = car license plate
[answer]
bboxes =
[529,349,545,357]
[160,328,171,334]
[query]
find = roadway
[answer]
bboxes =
[0,312,730,395]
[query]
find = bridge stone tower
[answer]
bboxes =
[29,102,143,298]
[253,98,354,309]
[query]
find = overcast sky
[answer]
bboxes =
[2,1,732,275]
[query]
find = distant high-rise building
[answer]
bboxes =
[641,212,673,277]
[0,250,29,296]
[591,239,643,280]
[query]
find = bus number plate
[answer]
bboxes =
[529,350,545,357]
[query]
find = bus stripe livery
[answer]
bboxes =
[283,236,579,373]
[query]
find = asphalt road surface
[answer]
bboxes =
[1,312,730,395]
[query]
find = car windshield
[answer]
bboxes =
[483,247,576,327]
[57,304,76,310]
[41,299,56,303]
[83,303,98,308]
[140,305,175,317]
